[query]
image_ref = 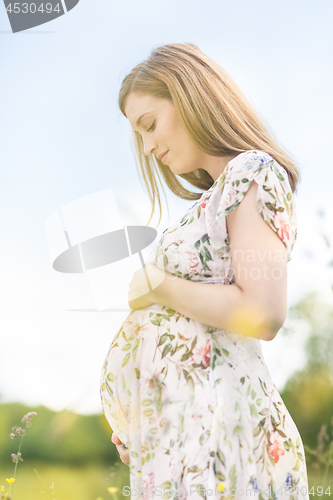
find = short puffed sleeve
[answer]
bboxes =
[210,150,297,262]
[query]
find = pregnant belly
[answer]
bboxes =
[99,304,216,443]
[99,304,262,446]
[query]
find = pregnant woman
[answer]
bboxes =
[100,43,309,499]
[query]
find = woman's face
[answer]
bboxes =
[124,92,208,176]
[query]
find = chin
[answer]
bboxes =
[170,167,185,176]
[168,163,192,176]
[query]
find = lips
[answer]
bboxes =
[157,151,168,162]
[160,151,169,164]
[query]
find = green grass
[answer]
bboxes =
[0,461,130,500]
[306,467,333,498]
[1,462,332,500]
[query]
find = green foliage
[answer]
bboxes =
[0,403,119,467]
[285,291,333,370]
[279,291,333,467]
[281,367,333,449]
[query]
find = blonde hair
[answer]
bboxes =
[119,42,301,227]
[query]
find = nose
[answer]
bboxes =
[143,136,157,157]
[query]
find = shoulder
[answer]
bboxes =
[222,149,283,181]
[216,149,293,212]
[213,149,297,262]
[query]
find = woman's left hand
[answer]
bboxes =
[128,263,166,310]
[111,434,129,466]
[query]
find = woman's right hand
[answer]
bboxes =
[111,434,130,466]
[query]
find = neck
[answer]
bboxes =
[204,154,239,182]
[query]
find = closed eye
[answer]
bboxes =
[147,121,156,132]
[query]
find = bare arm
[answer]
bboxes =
[151,181,288,341]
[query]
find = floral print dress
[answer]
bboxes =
[100,150,309,500]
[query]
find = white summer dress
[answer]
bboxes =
[100,150,310,500]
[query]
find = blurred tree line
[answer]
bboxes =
[0,402,119,467]
[279,290,333,480]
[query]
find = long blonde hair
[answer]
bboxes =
[119,42,301,226]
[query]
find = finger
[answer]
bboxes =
[116,445,130,466]
[112,434,123,445]
[116,443,127,451]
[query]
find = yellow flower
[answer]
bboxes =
[1,486,4,491]
[107,487,119,493]
[217,483,225,491]
[6,479,15,484]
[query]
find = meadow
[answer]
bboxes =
[1,462,332,499]
[0,462,129,500]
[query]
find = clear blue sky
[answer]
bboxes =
[0,0,332,414]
